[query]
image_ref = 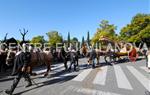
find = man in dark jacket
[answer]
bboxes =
[60,47,68,70]
[5,44,32,95]
[68,47,77,71]
[89,47,97,68]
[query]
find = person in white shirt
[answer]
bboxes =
[147,48,150,69]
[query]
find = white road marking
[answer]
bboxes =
[33,69,47,74]
[114,65,133,90]
[60,86,74,95]
[93,66,108,85]
[73,68,92,81]
[69,86,121,95]
[127,66,150,91]
[140,66,150,73]
[52,64,64,70]
[33,64,64,74]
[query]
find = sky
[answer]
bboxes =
[0,0,149,41]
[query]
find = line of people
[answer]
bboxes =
[2,44,150,95]
[4,44,79,95]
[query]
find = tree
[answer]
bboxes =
[87,31,90,46]
[139,24,150,46]
[46,31,63,46]
[20,28,28,42]
[92,20,117,44]
[99,20,116,35]
[81,36,85,46]
[31,36,45,44]
[71,37,78,43]
[16,40,21,43]
[120,13,150,45]
[67,32,70,47]
[4,33,8,42]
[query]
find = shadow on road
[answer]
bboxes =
[12,69,77,95]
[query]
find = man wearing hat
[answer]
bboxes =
[89,46,97,68]
[4,43,32,95]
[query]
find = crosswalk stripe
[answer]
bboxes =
[33,64,64,74]
[140,66,150,73]
[127,66,150,91]
[34,69,47,74]
[93,66,108,85]
[114,65,133,90]
[65,86,121,95]
[73,68,92,81]
[52,64,64,70]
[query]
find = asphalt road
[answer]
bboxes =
[0,57,149,95]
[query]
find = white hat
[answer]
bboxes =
[22,43,28,52]
[22,43,27,48]
[29,45,33,52]
[71,49,76,52]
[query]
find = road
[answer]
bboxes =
[0,57,149,95]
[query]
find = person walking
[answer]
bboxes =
[89,46,97,68]
[142,49,148,67]
[60,47,68,70]
[68,47,77,71]
[147,49,150,70]
[4,43,32,95]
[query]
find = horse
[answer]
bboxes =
[6,49,53,77]
[81,44,88,57]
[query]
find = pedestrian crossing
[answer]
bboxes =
[114,65,133,90]
[31,60,149,93]
[93,66,107,85]
[61,85,121,95]
[73,68,92,81]
[33,62,149,93]
[72,65,150,92]
[140,66,150,73]
[127,66,150,92]
[1,58,149,95]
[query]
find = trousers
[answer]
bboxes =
[6,71,32,94]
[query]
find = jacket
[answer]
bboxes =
[11,52,31,75]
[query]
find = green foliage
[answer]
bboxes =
[31,36,45,44]
[99,20,116,35]
[92,20,117,44]
[139,25,150,46]
[70,37,79,48]
[16,40,21,43]
[120,13,150,44]
[71,37,78,43]
[46,31,63,46]
[139,25,150,38]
